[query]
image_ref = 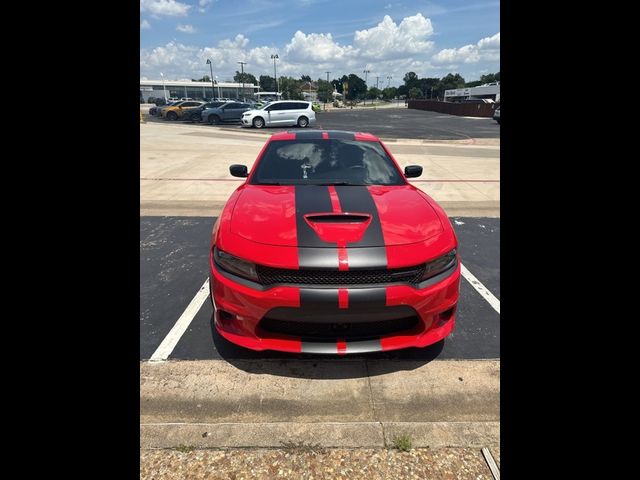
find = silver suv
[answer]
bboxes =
[241,100,317,129]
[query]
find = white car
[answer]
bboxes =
[241,100,317,129]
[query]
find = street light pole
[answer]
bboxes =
[206,59,215,100]
[271,54,279,99]
[238,61,247,101]
[376,76,379,90]
[215,76,220,99]
[160,72,167,102]
[363,69,370,106]
[325,71,331,111]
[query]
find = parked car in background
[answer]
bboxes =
[153,101,180,117]
[179,101,226,122]
[312,102,322,113]
[241,101,316,129]
[493,106,500,124]
[201,101,252,124]
[160,101,205,120]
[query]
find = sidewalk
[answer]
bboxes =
[140,123,499,217]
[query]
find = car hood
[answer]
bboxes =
[229,184,443,247]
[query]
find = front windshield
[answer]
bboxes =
[250,139,405,186]
[259,102,272,110]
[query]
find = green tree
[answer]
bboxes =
[340,74,366,100]
[465,80,483,87]
[366,87,382,100]
[480,72,500,84]
[259,75,276,91]
[382,87,397,100]
[192,75,211,82]
[316,79,334,103]
[408,87,422,99]
[419,77,440,97]
[435,73,466,99]
[397,85,408,98]
[403,71,420,90]
[233,71,258,85]
[331,79,343,94]
[300,75,312,82]
[278,76,304,100]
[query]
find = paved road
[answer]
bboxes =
[146,107,500,141]
[140,216,499,361]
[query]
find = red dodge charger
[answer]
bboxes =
[209,130,460,354]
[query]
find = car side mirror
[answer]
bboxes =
[230,164,248,178]
[404,165,423,178]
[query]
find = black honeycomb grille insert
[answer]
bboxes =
[256,264,425,286]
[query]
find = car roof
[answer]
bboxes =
[269,130,379,142]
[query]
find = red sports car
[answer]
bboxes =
[209,130,460,354]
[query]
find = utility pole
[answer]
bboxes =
[238,61,247,101]
[271,54,279,99]
[324,71,331,111]
[363,69,370,106]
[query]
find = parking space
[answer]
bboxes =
[145,107,500,142]
[140,216,499,361]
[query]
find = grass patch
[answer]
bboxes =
[391,434,412,452]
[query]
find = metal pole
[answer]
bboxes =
[238,61,247,101]
[206,59,215,99]
[160,72,167,102]
[325,71,330,111]
[363,69,370,106]
[271,54,279,99]
[376,76,379,90]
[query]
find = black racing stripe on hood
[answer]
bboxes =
[326,131,356,140]
[295,185,334,247]
[334,186,387,249]
[294,131,324,140]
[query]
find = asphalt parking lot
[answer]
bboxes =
[140,216,499,361]
[146,107,500,141]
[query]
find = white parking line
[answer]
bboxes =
[149,278,210,362]
[461,264,500,314]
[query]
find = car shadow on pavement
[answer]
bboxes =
[210,312,445,379]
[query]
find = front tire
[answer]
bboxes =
[208,115,220,125]
[253,117,265,129]
[166,111,178,121]
[297,116,309,128]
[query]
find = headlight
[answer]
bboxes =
[421,249,457,281]
[214,248,259,282]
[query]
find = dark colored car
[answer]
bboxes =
[180,101,227,122]
[209,130,461,354]
[201,102,252,125]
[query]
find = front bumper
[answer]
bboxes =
[209,252,460,354]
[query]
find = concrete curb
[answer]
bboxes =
[140,421,499,449]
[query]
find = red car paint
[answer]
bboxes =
[210,130,460,354]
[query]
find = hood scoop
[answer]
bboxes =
[305,213,370,223]
[304,212,372,244]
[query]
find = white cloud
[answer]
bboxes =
[176,24,197,33]
[140,15,498,83]
[140,19,151,30]
[353,14,434,60]
[140,0,190,16]
[432,32,500,66]
[199,0,213,12]
[285,31,355,62]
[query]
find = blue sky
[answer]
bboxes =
[140,0,500,85]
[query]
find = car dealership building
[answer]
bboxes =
[140,79,260,102]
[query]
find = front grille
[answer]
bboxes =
[259,316,420,340]
[256,265,425,286]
